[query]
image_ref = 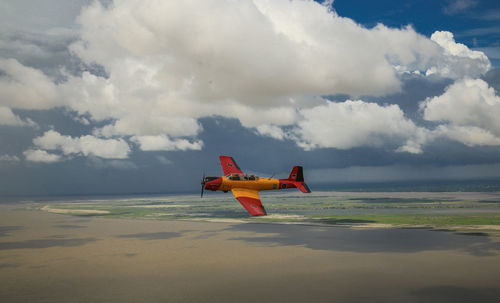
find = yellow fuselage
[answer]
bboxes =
[218,176,280,192]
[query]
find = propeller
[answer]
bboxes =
[200,173,205,198]
[269,173,275,179]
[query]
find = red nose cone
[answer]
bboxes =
[205,177,222,191]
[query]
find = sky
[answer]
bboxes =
[1,0,500,196]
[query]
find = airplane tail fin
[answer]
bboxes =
[288,166,304,182]
[288,166,311,193]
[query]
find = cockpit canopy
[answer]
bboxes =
[226,173,259,181]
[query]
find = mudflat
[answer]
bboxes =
[1,203,500,303]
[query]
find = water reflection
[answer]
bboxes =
[0,226,23,237]
[54,225,87,229]
[116,232,182,240]
[227,223,500,256]
[0,237,97,250]
[411,285,500,303]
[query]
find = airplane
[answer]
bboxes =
[201,155,311,216]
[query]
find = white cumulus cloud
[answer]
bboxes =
[1,0,495,159]
[435,125,500,147]
[426,31,490,78]
[131,135,203,151]
[0,154,20,162]
[0,106,36,126]
[255,124,286,140]
[23,149,62,163]
[62,0,449,131]
[32,130,131,159]
[0,58,60,110]
[421,78,500,146]
[292,100,426,152]
[422,79,500,133]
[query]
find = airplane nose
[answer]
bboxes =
[205,177,222,190]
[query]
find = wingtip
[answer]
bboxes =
[260,204,267,216]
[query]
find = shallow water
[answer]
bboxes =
[1,204,500,303]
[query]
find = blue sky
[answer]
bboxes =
[333,0,500,66]
[1,0,500,196]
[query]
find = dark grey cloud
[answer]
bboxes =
[357,75,453,122]
[0,30,79,80]
[483,67,500,93]
[0,0,108,80]
[0,1,91,31]
[3,112,500,196]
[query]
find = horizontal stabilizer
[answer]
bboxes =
[295,182,311,193]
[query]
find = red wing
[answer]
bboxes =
[219,155,244,176]
[231,188,267,216]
